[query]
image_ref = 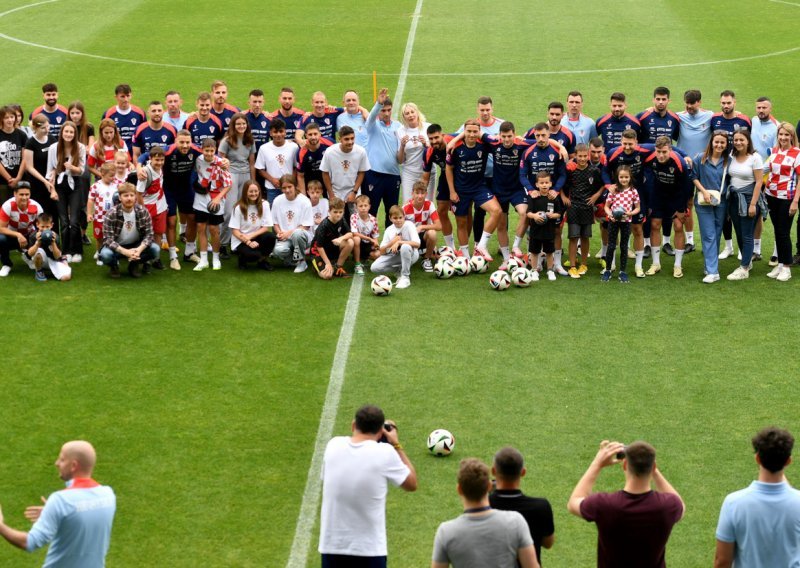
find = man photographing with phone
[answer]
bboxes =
[319,404,417,568]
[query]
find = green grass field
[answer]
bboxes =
[1,0,800,566]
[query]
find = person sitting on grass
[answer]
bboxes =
[306,179,329,250]
[0,182,42,277]
[193,138,232,272]
[230,179,276,271]
[271,174,313,273]
[602,165,640,284]
[310,197,355,279]
[24,213,71,281]
[403,179,441,272]
[87,162,117,266]
[100,182,160,278]
[370,204,420,289]
[526,171,563,282]
[350,194,380,275]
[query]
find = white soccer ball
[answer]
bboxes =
[434,258,455,279]
[489,270,511,290]
[505,256,523,272]
[469,255,488,274]
[371,275,393,296]
[437,246,456,261]
[511,267,534,287]
[452,257,470,276]
[427,429,456,457]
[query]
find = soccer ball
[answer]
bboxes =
[434,258,455,279]
[39,229,54,247]
[452,257,470,276]
[469,255,488,273]
[505,256,523,272]
[370,275,393,296]
[207,200,222,214]
[427,429,456,457]
[437,246,456,261]
[489,270,511,290]
[511,267,534,287]
[612,207,625,220]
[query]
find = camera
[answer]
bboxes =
[378,422,394,444]
[616,446,627,460]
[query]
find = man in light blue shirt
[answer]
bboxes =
[677,89,714,157]
[0,441,116,568]
[715,426,800,568]
[751,97,779,159]
[336,90,369,150]
[561,90,597,146]
[363,88,401,227]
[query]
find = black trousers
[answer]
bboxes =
[767,195,794,265]
[606,222,631,272]
[235,233,276,265]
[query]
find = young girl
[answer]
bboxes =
[87,162,117,265]
[230,179,276,270]
[68,101,95,246]
[112,150,132,186]
[88,119,127,178]
[46,120,86,261]
[23,115,57,222]
[9,104,32,137]
[218,113,256,255]
[602,165,640,283]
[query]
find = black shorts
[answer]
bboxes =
[357,239,373,260]
[568,223,592,239]
[194,209,224,225]
[529,238,555,255]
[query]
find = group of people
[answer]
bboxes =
[322,406,800,568]
[1,81,799,285]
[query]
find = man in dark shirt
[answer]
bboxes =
[490,446,555,565]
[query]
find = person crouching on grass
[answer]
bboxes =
[311,197,355,279]
[370,205,420,289]
[100,182,160,278]
[25,213,71,281]
[193,138,232,272]
[403,180,441,272]
[230,179,276,270]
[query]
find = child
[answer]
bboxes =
[112,150,131,186]
[87,162,117,265]
[350,194,380,275]
[230,179,276,270]
[271,174,312,272]
[403,180,441,272]
[526,171,563,281]
[135,145,168,269]
[563,143,606,278]
[25,213,71,281]
[100,182,160,278]
[310,197,355,279]
[370,205,420,289]
[307,179,329,239]
[192,138,232,271]
[602,165,640,283]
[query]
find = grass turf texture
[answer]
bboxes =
[0,0,799,566]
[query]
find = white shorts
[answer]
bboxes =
[29,249,72,280]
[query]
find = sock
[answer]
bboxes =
[161,234,167,244]
[600,244,608,256]
[675,249,684,268]
[444,234,455,249]
[652,246,661,266]
[635,250,644,269]
[212,252,220,262]
[200,251,208,262]
[169,247,178,260]
[538,254,545,270]
[513,235,522,249]
[180,223,187,234]
[725,239,733,251]
[553,249,562,267]
[459,245,470,257]
[500,246,510,261]
[772,243,778,257]
[754,239,762,254]
[477,231,491,250]
[645,237,651,248]
[186,242,196,255]
[686,232,694,245]
[664,235,671,246]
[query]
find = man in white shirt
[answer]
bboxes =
[255,118,298,205]
[320,126,370,217]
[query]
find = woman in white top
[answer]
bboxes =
[230,179,276,270]
[725,129,764,280]
[46,120,86,261]
[763,122,800,281]
[396,102,432,202]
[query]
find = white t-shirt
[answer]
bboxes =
[308,197,329,241]
[118,208,139,245]
[728,153,764,189]
[255,141,298,188]
[396,123,430,171]
[319,143,370,200]
[318,436,410,556]
[380,220,420,250]
[271,192,313,232]
[229,201,273,250]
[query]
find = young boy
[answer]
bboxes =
[562,143,606,278]
[100,182,160,278]
[135,145,168,269]
[350,194,380,275]
[193,138,232,271]
[87,162,118,266]
[526,171,564,281]
[403,180,441,271]
[310,197,355,279]
[307,180,329,237]
[25,213,71,281]
[272,174,313,272]
[370,205,420,289]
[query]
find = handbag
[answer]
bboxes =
[696,158,726,206]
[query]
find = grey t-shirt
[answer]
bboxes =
[432,509,533,568]
[218,138,255,174]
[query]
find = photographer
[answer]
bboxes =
[567,440,684,567]
[319,404,417,568]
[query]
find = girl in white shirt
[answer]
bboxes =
[230,179,276,270]
[726,129,764,281]
[46,121,86,261]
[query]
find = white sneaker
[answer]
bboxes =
[555,265,568,276]
[93,251,99,260]
[65,254,73,263]
[718,248,734,260]
[777,266,792,282]
[531,270,539,281]
[767,265,782,279]
[547,270,556,281]
[170,258,181,271]
[396,275,411,289]
[0,265,10,277]
[421,258,433,272]
[212,258,221,270]
[294,260,308,273]
[96,259,103,266]
[702,273,720,284]
[72,254,82,263]
[727,266,749,280]
[193,260,209,272]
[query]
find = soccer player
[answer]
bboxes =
[336,90,369,148]
[164,90,189,130]
[185,92,224,147]
[596,92,641,148]
[29,83,68,138]
[446,118,502,261]
[297,91,348,144]
[135,144,168,270]
[132,101,177,162]
[561,90,597,145]
[751,96,779,159]
[319,126,370,217]
[364,87,401,227]
[421,124,455,249]
[272,174,313,273]
[296,122,333,194]
[403,180,441,271]
[268,87,305,142]
[192,138,232,271]
[370,204,421,289]
[243,89,271,151]
[101,84,146,157]
[562,144,606,277]
[255,118,299,205]
[209,80,239,130]
[0,182,43,277]
[588,137,612,262]
[527,102,575,156]
[310,197,355,279]
[637,86,681,143]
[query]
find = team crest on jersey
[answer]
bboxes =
[669,167,675,174]
[578,129,585,137]
[210,127,215,133]
[161,135,168,142]
[549,154,554,161]
[261,121,267,128]
[477,151,482,158]
[667,120,673,127]
[132,119,137,126]
[368,184,374,191]
[286,210,295,222]
[512,149,518,157]
[589,177,594,184]
[56,116,62,124]
[635,156,641,163]
[342,160,351,171]
[324,118,330,125]
[294,120,300,128]
[277,155,285,166]
[625,125,631,130]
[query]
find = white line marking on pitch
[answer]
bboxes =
[285,4,424,564]
[769,0,800,7]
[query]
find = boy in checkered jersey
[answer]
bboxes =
[602,165,640,283]
[87,162,117,265]
[350,194,380,275]
[403,180,441,272]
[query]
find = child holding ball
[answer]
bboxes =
[602,165,640,283]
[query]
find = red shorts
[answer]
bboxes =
[145,203,167,234]
[93,221,103,240]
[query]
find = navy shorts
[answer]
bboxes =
[436,180,450,202]
[650,198,687,220]
[167,188,196,216]
[453,185,495,217]
[496,189,527,213]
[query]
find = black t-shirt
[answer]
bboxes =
[0,128,29,178]
[311,217,348,255]
[527,194,563,241]
[24,135,54,180]
[490,489,555,565]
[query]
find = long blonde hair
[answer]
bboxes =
[400,102,426,128]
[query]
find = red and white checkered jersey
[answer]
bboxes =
[350,212,379,239]
[765,146,800,200]
[88,141,128,168]
[195,155,232,198]
[0,198,43,235]
[88,180,117,223]
[403,199,439,227]
[605,187,639,223]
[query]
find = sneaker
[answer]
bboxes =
[726,266,749,280]
[499,260,509,271]
[767,265,782,278]
[152,259,165,270]
[673,266,684,279]
[684,243,696,253]
[635,267,645,278]
[643,245,652,258]
[511,247,524,259]
[65,254,73,263]
[396,275,411,289]
[212,258,222,270]
[161,239,169,250]
[619,271,630,283]
[595,249,605,259]
[128,261,143,278]
[752,253,762,262]
[454,249,465,258]
[81,234,91,246]
[601,270,612,282]
[577,264,588,275]
[71,254,82,263]
[354,263,366,275]
[184,253,201,263]
[257,260,274,271]
[294,260,308,273]
[547,270,557,281]
[702,273,720,283]
[219,246,231,260]
[555,265,569,276]
[473,247,493,262]
[421,259,433,273]
[334,266,350,278]
[0,265,11,277]
[777,266,792,282]
[169,258,181,271]
[568,267,581,279]
[35,270,47,281]
[109,265,120,278]
[627,249,635,259]
[193,260,209,272]
[769,256,779,267]
[93,251,99,260]
[663,242,675,256]
[530,270,539,281]
[645,264,661,276]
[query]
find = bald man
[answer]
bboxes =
[0,440,116,567]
